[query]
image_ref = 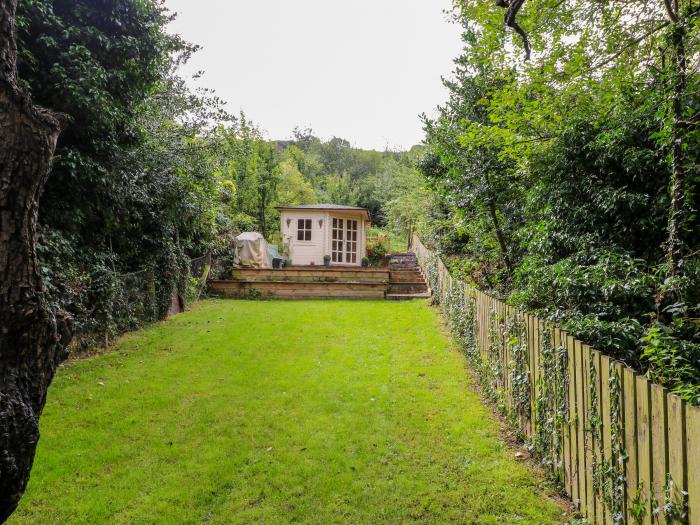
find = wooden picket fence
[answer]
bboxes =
[412,236,700,525]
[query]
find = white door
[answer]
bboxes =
[331,217,359,264]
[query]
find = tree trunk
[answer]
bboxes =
[260,190,267,238]
[665,20,687,279]
[487,200,513,275]
[658,6,688,312]
[0,0,70,521]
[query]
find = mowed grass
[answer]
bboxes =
[10,299,564,524]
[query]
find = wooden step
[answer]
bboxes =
[388,282,429,294]
[385,292,432,301]
[389,263,420,271]
[209,280,386,299]
[389,270,424,282]
[388,253,419,270]
[230,268,390,284]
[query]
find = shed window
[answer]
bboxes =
[297,219,312,241]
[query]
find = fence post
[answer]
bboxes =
[623,366,638,525]
[687,406,700,525]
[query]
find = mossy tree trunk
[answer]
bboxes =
[0,0,70,520]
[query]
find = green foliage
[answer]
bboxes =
[641,324,700,405]
[421,63,522,283]
[419,0,700,402]
[533,333,568,481]
[19,0,227,349]
[366,240,388,266]
[507,315,531,422]
[219,116,281,239]
[589,365,626,525]
[16,0,191,238]
[283,129,427,236]
[277,157,317,206]
[510,248,654,364]
[217,125,427,246]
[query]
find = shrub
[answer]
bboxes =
[367,242,387,266]
[642,323,700,405]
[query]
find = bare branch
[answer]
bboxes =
[587,20,670,71]
[663,0,679,22]
[496,0,532,60]
[506,12,532,59]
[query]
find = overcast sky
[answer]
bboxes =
[165,0,463,151]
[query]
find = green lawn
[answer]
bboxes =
[9,300,565,524]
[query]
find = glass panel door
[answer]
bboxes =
[331,217,359,264]
[331,218,344,263]
[345,220,358,264]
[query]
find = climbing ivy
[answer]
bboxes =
[588,353,604,513]
[424,251,441,305]
[662,474,689,524]
[481,306,506,406]
[588,358,627,525]
[417,241,693,525]
[534,331,568,483]
[604,369,626,525]
[444,276,477,360]
[507,314,531,422]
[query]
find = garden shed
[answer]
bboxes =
[277,204,371,266]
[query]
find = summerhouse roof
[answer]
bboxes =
[277,204,370,221]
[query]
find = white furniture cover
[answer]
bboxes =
[233,232,271,269]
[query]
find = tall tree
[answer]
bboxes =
[458,0,699,302]
[662,0,693,295]
[422,59,521,279]
[422,0,699,402]
[14,0,216,349]
[0,0,69,520]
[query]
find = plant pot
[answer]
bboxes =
[324,260,331,267]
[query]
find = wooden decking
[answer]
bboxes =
[209,267,390,299]
[208,254,430,300]
[230,267,389,282]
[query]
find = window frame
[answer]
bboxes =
[296,218,313,242]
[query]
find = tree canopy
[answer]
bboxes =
[418,0,700,403]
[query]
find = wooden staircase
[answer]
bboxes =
[386,253,431,301]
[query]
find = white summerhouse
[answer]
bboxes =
[278,204,371,266]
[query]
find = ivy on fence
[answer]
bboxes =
[535,331,569,482]
[413,236,696,525]
[507,314,531,423]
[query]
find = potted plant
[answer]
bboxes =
[323,255,331,267]
[361,256,369,268]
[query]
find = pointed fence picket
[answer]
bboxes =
[412,236,696,525]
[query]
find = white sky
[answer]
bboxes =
[165,0,463,151]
